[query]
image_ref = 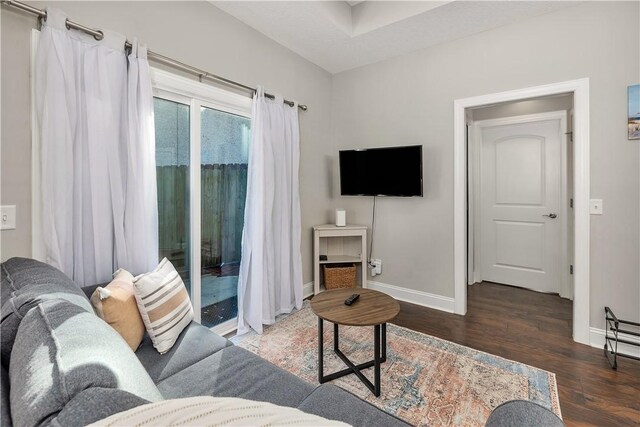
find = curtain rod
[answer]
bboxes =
[2,0,308,111]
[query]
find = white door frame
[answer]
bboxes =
[454,78,590,345]
[469,111,569,296]
[151,68,251,334]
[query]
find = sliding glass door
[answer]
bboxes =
[152,69,252,333]
[154,97,191,295]
[199,106,251,328]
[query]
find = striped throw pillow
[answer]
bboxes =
[133,258,194,354]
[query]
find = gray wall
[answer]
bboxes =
[0,1,334,284]
[330,1,639,328]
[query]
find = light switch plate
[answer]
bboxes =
[0,205,16,230]
[590,199,603,215]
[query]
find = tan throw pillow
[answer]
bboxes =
[90,269,145,351]
[133,258,193,354]
[88,396,350,426]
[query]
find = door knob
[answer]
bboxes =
[543,213,557,219]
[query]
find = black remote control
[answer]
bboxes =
[344,294,360,306]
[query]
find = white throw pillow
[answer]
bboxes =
[88,396,350,426]
[133,258,194,354]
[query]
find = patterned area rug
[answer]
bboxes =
[231,302,561,426]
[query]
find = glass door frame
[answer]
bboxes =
[151,68,252,334]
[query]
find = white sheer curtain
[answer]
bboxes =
[125,40,159,275]
[35,8,158,285]
[237,87,303,335]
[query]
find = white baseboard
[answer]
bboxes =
[303,281,314,299]
[367,280,455,313]
[589,327,640,358]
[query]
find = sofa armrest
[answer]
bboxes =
[485,400,564,427]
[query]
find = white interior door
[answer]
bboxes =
[478,113,566,293]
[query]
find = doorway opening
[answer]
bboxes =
[453,79,590,345]
[467,95,574,302]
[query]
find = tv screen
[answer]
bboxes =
[339,145,423,197]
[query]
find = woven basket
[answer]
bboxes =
[323,263,357,290]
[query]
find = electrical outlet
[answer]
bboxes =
[590,199,603,215]
[0,205,16,230]
[369,259,381,277]
[372,259,382,276]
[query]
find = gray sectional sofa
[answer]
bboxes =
[0,258,411,427]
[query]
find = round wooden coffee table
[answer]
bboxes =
[310,288,400,396]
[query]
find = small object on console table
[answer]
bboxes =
[344,294,360,306]
[319,255,328,261]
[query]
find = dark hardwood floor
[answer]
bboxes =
[392,282,640,427]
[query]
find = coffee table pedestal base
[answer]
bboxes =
[318,318,387,397]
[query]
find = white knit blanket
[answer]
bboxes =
[89,396,351,426]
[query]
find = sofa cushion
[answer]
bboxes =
[90,269,145,351]
[136,321,232,383]
[1,257,77,294]
[50,388,149,427]
[1,263,13,311]
[156,345,315,408]
[9,299,163,427]
[1,365,10,427]
[297,384,411,427]
[1,258,93,367]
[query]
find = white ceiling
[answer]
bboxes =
[211,1,578,74]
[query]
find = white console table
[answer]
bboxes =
[313,224,368,295]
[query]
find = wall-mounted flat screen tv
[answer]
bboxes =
[339,145,423,197]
